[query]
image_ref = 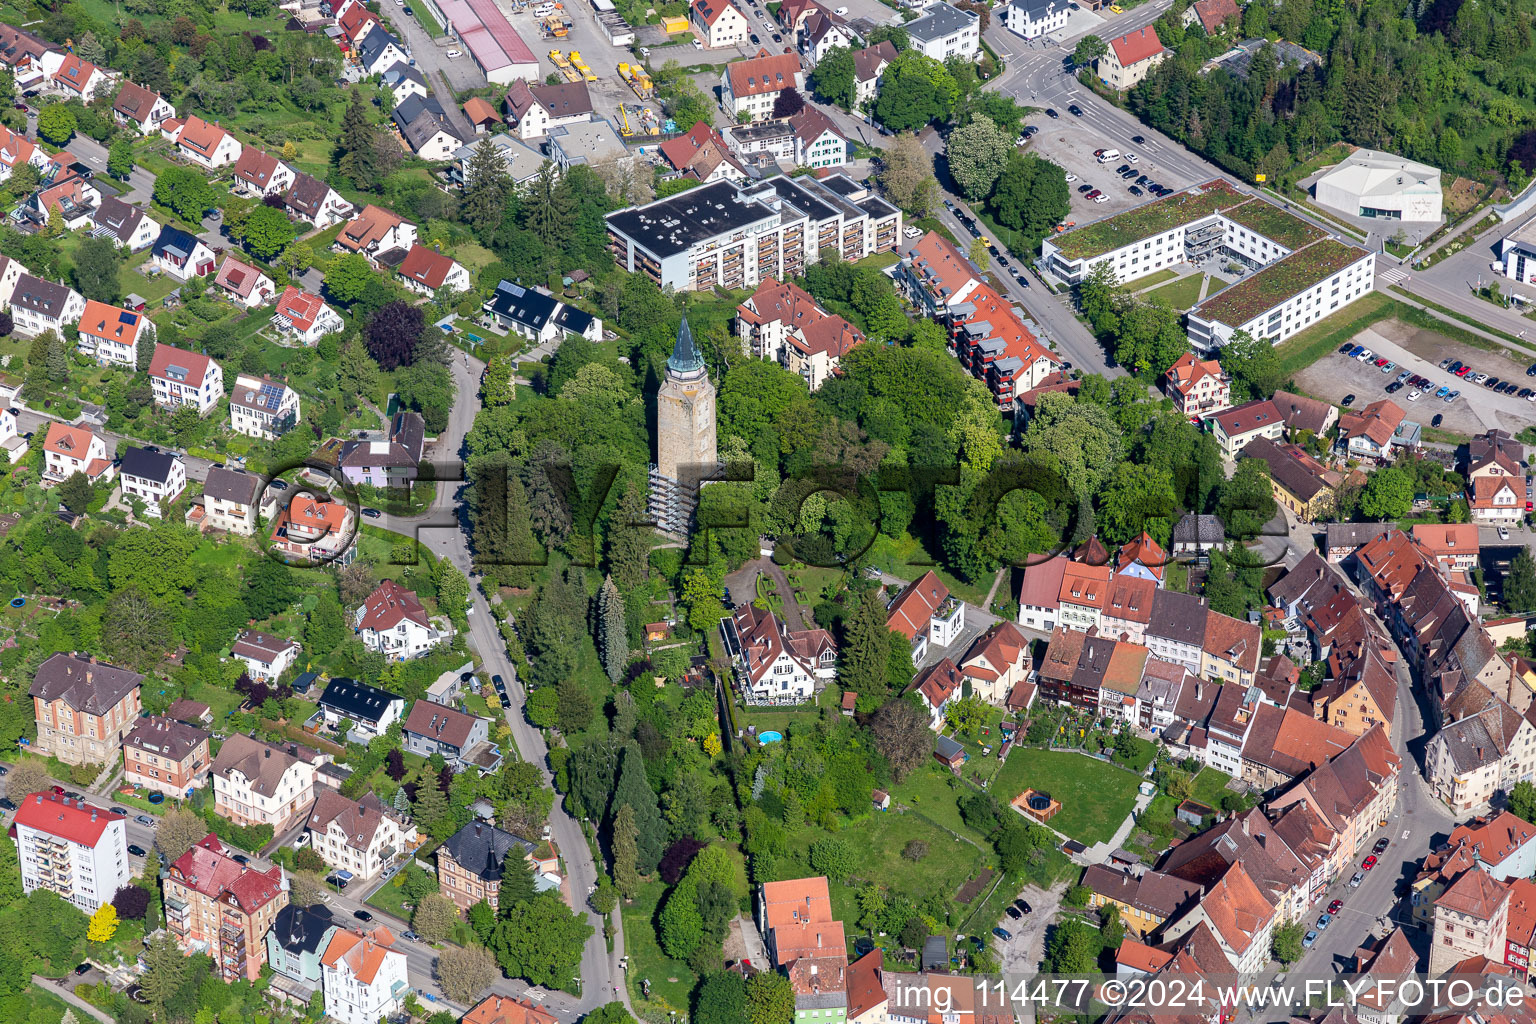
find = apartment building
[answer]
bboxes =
[305,789,416,882]
[1003,0,1067,38]
[735,277,864,390]
[229,373,301,440]
[1096,26,1167,89]
[437,821,547,914]
[76,299,150,368]
[30,652,143,767]
[1187,237,1376,350]
[200,465,264,536]
[13,793,128,912]
[211,734,322,831]
[122,715,211,798]
[1428,866,1512,974]
[165,834,288,981]
[320,926,410,1024]
[904,1,979,60]
[720,50,803,121]
[1209,399,1285,458]
[691,0,751,46]
[886,570,966,665]
[316,677,405,742]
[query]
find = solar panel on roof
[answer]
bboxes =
[118,311,137,325]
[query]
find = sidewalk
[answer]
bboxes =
[32,976,114,1024]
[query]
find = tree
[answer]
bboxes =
[695,971,749,1024]
[969,237,991,272]
[989,151,1070,247]
[87,903,119,943]
[500,847,538,905]
[597,575,628,684]
[463,137,512,235]
[365,301,425,370]
[1097,462,1180,545]
[490,892,593,989]
[1508,548,1536,613]
[325,252,374,306]
[435,557,471,618]
[876,133,937,217]
[337,88,384,185]
[5,760,51,803]
[278,239,315,280]
[808,46,857,108]
[1218,457,1278,540]
[413,892,460,942]
[1509,780,1536,822]
[606,479,651,590]
[140,931,188,1014]
[294,847,327,873]
[36,103,76,144]
[247,557,298,618]
[1043,919,1099,972]
[746,970,796,1024]
[809,836,855,882]
[108,136,135,180]
[436,944,498,1004]
[869,699,932,781]
[1360,466,1414,520]
[948,117,1013,201]
[306,591,347,655]
[771,87,806,119]
[612,803,640,899]
[1073,35,1107,65]
[244,204,297,261]
[153,166,216,223]
[113,884,152,921]
[1221,330,1286,402]
[611,745,663,874]
[72,237,121,303]
[56,471,94,515]
[289,870,328,908]
[1272,921,1305,965]
[155,807,208,861]
[583,1004,637,1024]
[841,590,893,709]
[659,878,706,958]
[874,51,959,131]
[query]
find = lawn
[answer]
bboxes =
[1143,273,1206,310]
[887,762,993,844]
[622,879,695,1019]
[742,707,822,739]
[1190,766,1239,809]
[1127,268,1178,291]
[1274,291,1395,374]
[365,872,417,924]
[865,532,990,605]
[992,748,1141,847]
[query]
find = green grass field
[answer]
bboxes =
[1144,273,1207,310]
[865,533,990,605]
[1274,291,1395,374]
[1127,268,1178,291]
[887,762,994,844]
[622,880,695,1018]
[1190,766,1239,808]
[993,748,1141,847]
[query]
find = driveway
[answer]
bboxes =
[999,881,1064,972]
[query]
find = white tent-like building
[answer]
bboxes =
[1313,149,1442,222]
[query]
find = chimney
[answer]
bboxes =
[91,809,97,822]
[1242,814,1249,835]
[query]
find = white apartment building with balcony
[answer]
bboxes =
[13,793,129,912]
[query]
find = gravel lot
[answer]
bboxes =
[1291,318,1536,436]
[1021,117,1194,225]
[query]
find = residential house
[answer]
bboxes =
[886,570,966,665]
[355,579,449,660]
[305,789,416,882]
[0,407,26,463]
[545,119,632,171]
[1059,561,1112,632]
[1413,524,1480,573]
[1017,555,1068,633]
[1240,436,1337,523]
[122,715,210,798]
[213,256,276,310]
[1312,646,1397,740]
[800,8,861,65]
[1160,860,1277,974]
[334,205,418,266]
[75,299,149,369]
[1145,590,1210,675]
[1172,513,1226,563]
[660,122,748,183]
[174,115,242,168]
[1162,352,1231,416]
[758,876,844,970]
[1337,399,1409,462]
[272,286,343,347]
[50,55,111,101]
[1003,0,1068,39]
[112,81,174,134]
[734,277,863,389]
[397,243,470,295]
[0,24,64,88]
[41,422,112,485]
[911,658,966,729]
[150,226,217,281]
[211,734,324,830]
[320,927,409,1024]
[1271,389,1338,439]
[1081,864,1201,938]
[90,196,158,251]
[1101,574,1157,644]
[1428,866,1512,974]
[30,652,143,767]
[852,41,897,106]
[721,50,804,121]
[462,96,501,134]
[149,344,224,416]
[904,1,980,61]
[724,602,837,705]
[1424,695,1536,811]
[393,96,466,161]
[1267,725,1401,872]
[283,172,354,230]
[1471,476,1525,525]
[119,445,186,517]
[1097,25,1167,90]
[231,147,296,199]
[270,494,354,566]
[502,79,593,139]
[957,620,1032,706]
[13,794,128,913]
[451,134,545,189]
[461,996,560,1024]
[20,173,101,231]
[200,465,264,536]
[332,411,425,488]
[10,274,83,337]
[381,63,429,109]
[231,630,301,682]
[0,124,55,183]
[1161,806,1316,924]
[402,700,500,774]
[1325,522,1392,563]
[229,373,301,440]
[1182,0,1240,33]
[1209,399,1285,458]
[0,254,27,309]
[165,834,288,980]
[481,280,602,345]
[691,0,751,47]
[1413,812,1536,931]
[788,105,849,169]
[437,820,552,913]
[355,24,409,75]
[1116,532,1168,587]
[265,905,340,989]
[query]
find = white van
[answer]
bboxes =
[1097,148,1120,163]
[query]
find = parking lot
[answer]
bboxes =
[1022,113,1196,225]
[1294,319,1536,436]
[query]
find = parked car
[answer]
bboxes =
[1373,837,1390,854]
[1396,370,1412,383]
[1499,526,1512,541]
[1129,185,1143,196]
[1384,382,1403,394]
[1005,906,1023,921]
[75,964,91,976]
[134,815,155,826]
[1342,394,1356,406]
[354,910,373,923]
[1316,913,1332,930]
[360,507,381,519]
[1327,899,1343,914]
[1045,109,1058,118]
[1014,899,1032,914]
[1363,855,1378,870]
[1407,390,1422,402]
[1440,358,1453,368]
[1432,413,1444,427]
[1303,931,1318,948]
[1350,871,1364,887]
[402,930,420,942]
[128,844,146,857]
[0,798,14,811]
[1445,390,1460,402]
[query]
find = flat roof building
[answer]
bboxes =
[1314,149,1441,223]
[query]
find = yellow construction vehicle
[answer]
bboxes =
[542,14,569,36]
[548,49,571,69]
[618,62,653,98]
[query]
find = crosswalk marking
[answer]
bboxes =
[1379,268,1409,287]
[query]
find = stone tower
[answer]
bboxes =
[649,317,717,535]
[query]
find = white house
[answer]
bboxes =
[119,445,187,518]
[394,96,465,162]
[320,927,409,1024]
[10,274,84,337]
[853,41,897,106]
[335,206,418,266]
[1097,26,1168,91]
[149,344,224,416]
[691,0,751,47]
[912,659,965,729]
[231,629,302,682]
[904,1,980,61]
[721,51,805,121]
[0,407,28,464]
[90,196,158,251]
[316,678,406,742]
[112,81,175,135]
[355,26,411,76]
[213,256,276,310]
[284,172,355,231]
[1471,476,1526,524]
[41,422,113,485]
[355,580,452,660]
[801,9,860,65]
[50,55,112,102]
[272,286,343,346]
[1003,0,1067,39]
[887,570,966,666]
[381,63,429,109]
[231,148,296,199]
[789,106,847,168]
[200,465,265,536]
[0,255,27,308]
[397,244,470,296]
[210,734,323,831]
[76,299,151,369]
[724,603,836,705]
[1186,238,1376,350]
[174,116,242,169]
[229,373,301,440]
[481,280,603,344]
[305,790,416,882]
[150,226,217,281]
[14,793,129,913]
[502,79,593,140]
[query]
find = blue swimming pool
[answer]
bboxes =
[758,731,783,744]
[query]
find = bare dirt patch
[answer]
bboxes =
[1444,177,1489,219]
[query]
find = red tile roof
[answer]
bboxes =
[322,926,399,984]
[274,285,327,333]
[149,344,216,389]
[356,579,428,631]
[1109,25,1164,66]
[176,115,230,158]
[726,51,800,98]
[13,792,122,847]
[886,570,950,639]
[170,833,285,912]
[398,244,458,289]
